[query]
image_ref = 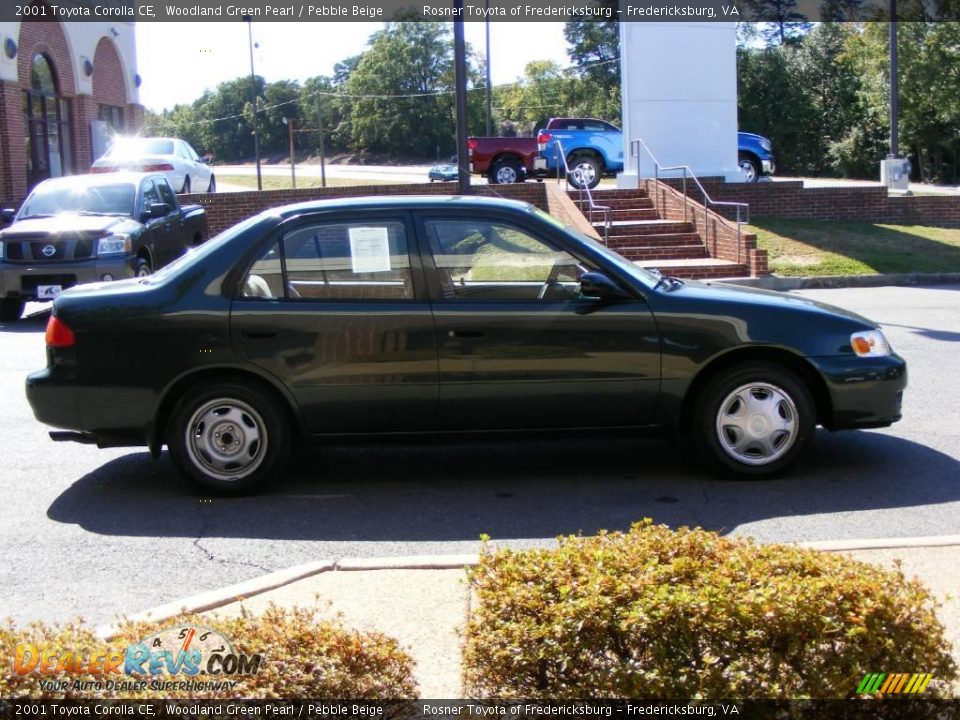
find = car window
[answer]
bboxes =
[185,143,201,162]
[583,120,614,131]
[141,179,161,210]
[241,220,414,301]
[155,178,176,208]
[424,219,595,302]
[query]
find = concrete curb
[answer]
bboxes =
[721,273,960,291]
[100,535,960,639]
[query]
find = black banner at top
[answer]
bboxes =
[6,0,960,23]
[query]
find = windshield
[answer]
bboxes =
[19,183,135,218]
[529,207,661,287]
[105,139,175,157]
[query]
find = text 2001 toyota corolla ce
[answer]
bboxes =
[25,196,906,494]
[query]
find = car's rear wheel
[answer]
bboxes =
[489,159,524,184]
[0,298,24,322]
[694,362,814,477]
[567,155,601,190]
[168,381,290,494]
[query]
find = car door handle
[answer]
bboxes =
[241,330,277,340]
[448,330,485,339]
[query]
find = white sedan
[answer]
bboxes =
[91,137,215,194]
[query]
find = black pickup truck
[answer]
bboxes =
[0,172,206,322]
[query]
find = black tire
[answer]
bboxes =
[489,159,524,184]
[693,361,815,478]
[567,154,601,190]
[135,257,152,278]
[0,298,24,323]
[738,153,760,183]
[207,174,216,193]
[167,380,290,495]
[181,176,191,194]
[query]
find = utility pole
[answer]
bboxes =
[889,0,899,159]
[243,15,262,191]
[315,94,326,188]
[454,5,470,194]
[485,0,493,137]
[284,117,296,188]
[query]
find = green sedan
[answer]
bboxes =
[26,196,906,494]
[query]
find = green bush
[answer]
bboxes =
[464,520,957,699]
[2,606,418,699]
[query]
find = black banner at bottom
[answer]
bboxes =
[1,700,959,720]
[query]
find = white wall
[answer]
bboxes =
[0,21,139,104]
[618,21,741,186]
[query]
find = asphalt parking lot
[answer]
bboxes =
[1,284,958,627]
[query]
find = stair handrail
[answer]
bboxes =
[629,138,750,263]
[551,140,611,243]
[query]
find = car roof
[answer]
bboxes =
[31,172,164,191]
[271,194,535,220]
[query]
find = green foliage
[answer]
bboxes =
[1,607,417,699]
[464,520,957,699]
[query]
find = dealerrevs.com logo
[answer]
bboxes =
[13,624,262,693]
[857,672,934,695]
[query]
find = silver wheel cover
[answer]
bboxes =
[185,398,268,481]
[715,382,799,466]
[572,161,596,187]
[495,165,518,183]
[739,159,757,182]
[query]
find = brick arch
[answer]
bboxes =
[17,4,76,97]
[92,36,126,106]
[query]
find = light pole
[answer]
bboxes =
[889,0,899,159]
[243,15,262,191]
[282,117,296,188]
[454,5,470,193]
[485,0,493,136]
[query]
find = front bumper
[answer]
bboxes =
[0,256,137,301]
[809,354,907,430]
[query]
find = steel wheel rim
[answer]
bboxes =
[495,166,517,183]
[185,398,268,481]
[715,382,798,466]
[739,160,756,182]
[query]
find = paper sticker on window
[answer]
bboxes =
[349,226,392,273]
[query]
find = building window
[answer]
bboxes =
[23,53,73,188]
[98,104,124,132]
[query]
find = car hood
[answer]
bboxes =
[666,279,876,327]
[0,214,140,238]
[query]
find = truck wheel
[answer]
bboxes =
[135,257,152,278]
[693,361,815,477]
[167,380,290,495]
[0,298,24,323]
[490,159,524,184]
[567,155,601,190]
[738,154,759,183]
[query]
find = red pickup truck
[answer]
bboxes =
[466,136,547,184]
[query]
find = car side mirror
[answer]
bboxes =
[580,271,629,300]
[146,202,171,219]
[0,208,15,225]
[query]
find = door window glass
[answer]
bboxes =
[424,219,594,302]
[241,241,283,299]
[155,179,176,207]
[141,179,161,210]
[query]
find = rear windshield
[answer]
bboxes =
[105,139,175,157]
[19,183,135,218]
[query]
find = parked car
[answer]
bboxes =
[91,137,216,194]
[26,196,905,494]
[0,172,206,321]
[466,136,546,184]
[536,118,776,189]
[428,163,458,182]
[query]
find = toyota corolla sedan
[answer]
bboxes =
[25,196,905,494]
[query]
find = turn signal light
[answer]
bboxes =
[45,316,75,348]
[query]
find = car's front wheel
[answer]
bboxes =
[694,362,815,477]
[738,153,759,183]
[168,381,290,494]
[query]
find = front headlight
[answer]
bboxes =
[851,329,892,357]
[759,138,772,152]
[96,234,131,256]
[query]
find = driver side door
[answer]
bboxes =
[419,212,661,431]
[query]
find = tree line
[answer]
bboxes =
[145,20,960,183]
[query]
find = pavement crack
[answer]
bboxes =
[191,507,274,575]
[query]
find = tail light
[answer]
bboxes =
[90,166,118,173]
[45,316,75,348]
[537,132,552,152]
[139,164,175,172]
[466,139,477,157]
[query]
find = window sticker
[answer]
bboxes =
[348,226,392,273]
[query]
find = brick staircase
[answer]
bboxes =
[571,188,751,280]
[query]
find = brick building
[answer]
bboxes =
[0,7,143,206]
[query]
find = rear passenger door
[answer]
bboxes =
[230,211,438,434]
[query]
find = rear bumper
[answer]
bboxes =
[809,354,907,430]
[0,257,137,301]
[25,366,81,430]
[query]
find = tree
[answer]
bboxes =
[563,14,621,122]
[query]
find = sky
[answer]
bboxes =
[134,22,571,112]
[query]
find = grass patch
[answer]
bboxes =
[748,218,960,276]
[217,174,405,190]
